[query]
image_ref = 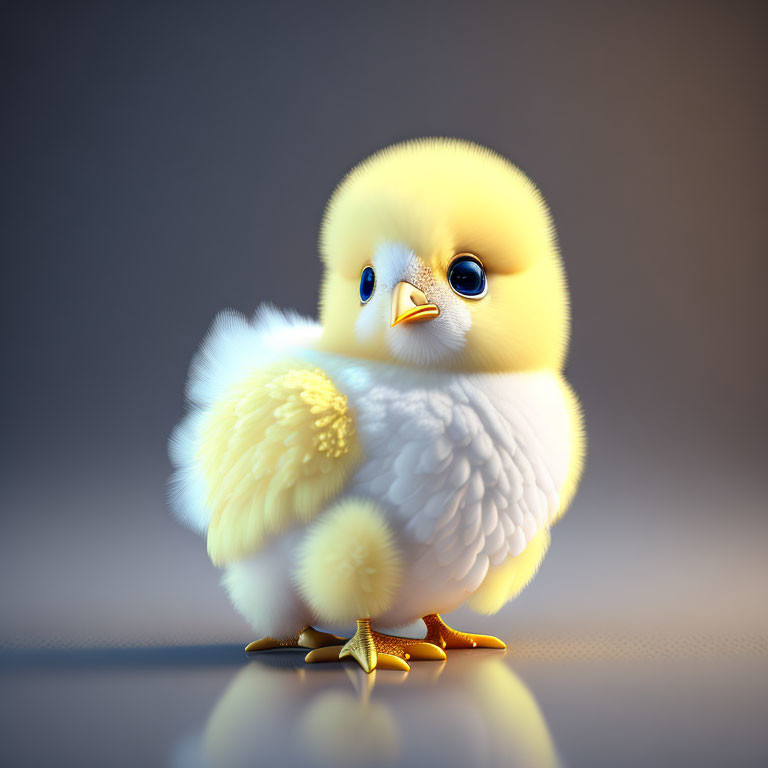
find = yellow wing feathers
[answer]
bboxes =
[198,361,362,566]
[552,377,586,524]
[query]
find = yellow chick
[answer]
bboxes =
[169,138,585,673]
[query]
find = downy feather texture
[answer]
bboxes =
[168,305,323,537]
[170,308,580,627]
[169,137,585,634]
[199,360,362,566]
[316,138,570,374]
[295,499,402,624]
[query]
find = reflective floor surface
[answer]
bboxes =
[1,637,767,767]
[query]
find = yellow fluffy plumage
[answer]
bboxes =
[199,360,361,566]
[553,376,587,523]
[170,137,585,670]
[316,138,570,374]
[295,499,403,624]
[466,529,552,615]
[310,139,584,613]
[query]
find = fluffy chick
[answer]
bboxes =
[169,138,585,673]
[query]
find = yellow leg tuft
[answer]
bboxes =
[295,499,402,625]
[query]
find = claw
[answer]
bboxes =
[400,641,448,661]
[464,633,507,650]
[246,626,348,654]
[298,627,347,649]
[422,614,507,650]
[304,645,344,664]
[375,653,411,672]
[244,637,293,652]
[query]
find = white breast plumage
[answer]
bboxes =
[315,358,573,597]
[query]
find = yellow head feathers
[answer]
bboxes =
[315,138,570,374]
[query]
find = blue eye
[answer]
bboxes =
[448,255,487,298]
[359,266,375,303]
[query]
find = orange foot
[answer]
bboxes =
[244,626,346,653]
[422,613,507,650]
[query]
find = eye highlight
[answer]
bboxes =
[447,254,487,299]
[359,266,375,303]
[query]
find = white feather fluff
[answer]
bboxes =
[171,309,573,631]
[168,306,321,534]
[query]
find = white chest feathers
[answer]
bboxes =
[325,362,573,587]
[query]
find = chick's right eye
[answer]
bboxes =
[360,266,375,303]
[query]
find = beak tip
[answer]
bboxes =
[390,281,440,326]
[391,305,441,327]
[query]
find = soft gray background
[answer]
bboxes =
[2,0,767,649]
[3,3,768,767]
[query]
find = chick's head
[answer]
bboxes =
[317,138,569,373]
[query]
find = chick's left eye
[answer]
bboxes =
[448,256,487,298]
[360,266,375,303]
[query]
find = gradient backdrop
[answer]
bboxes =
[1,0,767,688]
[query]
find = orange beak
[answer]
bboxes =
[390,281,440,327]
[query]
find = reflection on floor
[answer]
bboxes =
[1,637,767,767]
[185,650,558,768]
